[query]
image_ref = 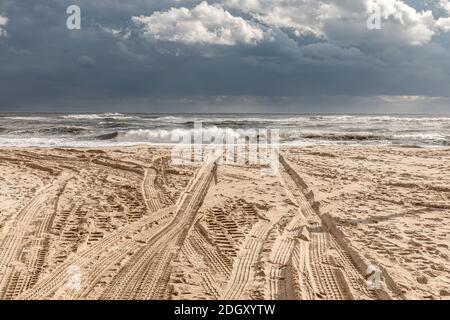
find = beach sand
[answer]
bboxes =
[0,146,448,300]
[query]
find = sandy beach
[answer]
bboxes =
[0,145,449,300]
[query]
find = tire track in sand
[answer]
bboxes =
[221,222,272,300]
[101,155,219,300]
[0,174,71,299]
[18,157,181,299]
[17,206,174,300]
[279,154,393,300]
[266,214,304,300]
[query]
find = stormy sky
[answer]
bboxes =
[1,0,450,113]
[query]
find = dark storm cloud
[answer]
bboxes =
[0,0,450,113]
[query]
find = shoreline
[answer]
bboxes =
[1,143,449,148]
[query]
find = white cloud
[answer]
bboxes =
[379,95,442,103]
[226,0,337,39]
[368,0,435,45]
[435,17,450,31]
[439,0,450,13]
[132,1,264,45]
[436,0,450,32]
[0,14,8,37]
[99,24,131,39]
[225,0,444,47]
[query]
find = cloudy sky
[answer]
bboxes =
[1,0,450,113]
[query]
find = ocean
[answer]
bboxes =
[0,113,449,147]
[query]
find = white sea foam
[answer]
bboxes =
[1,116,50,121]
[121,127,266,143]
[0,113,449,147]
[60,113,137,120]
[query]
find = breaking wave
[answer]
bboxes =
[61,113,137,120]
[0,113,449,147]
